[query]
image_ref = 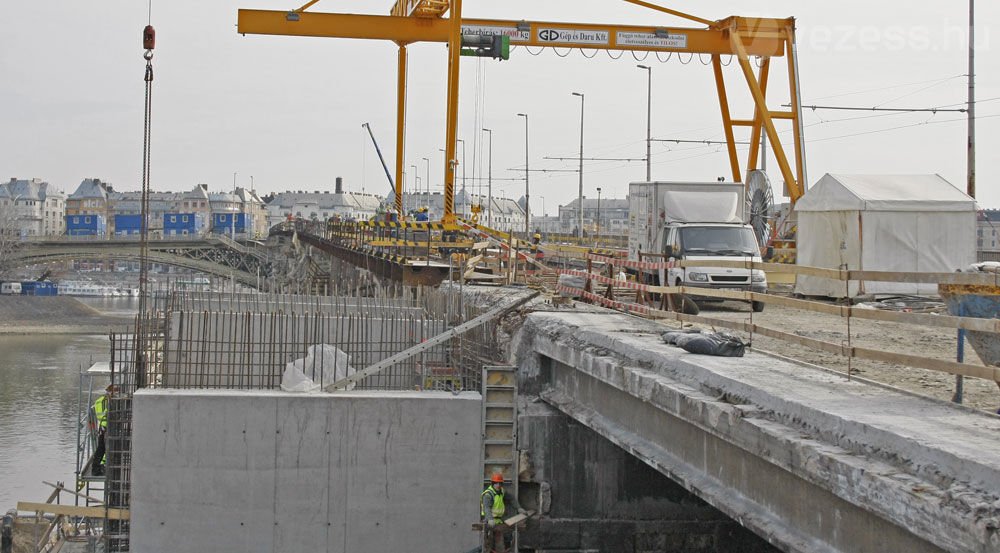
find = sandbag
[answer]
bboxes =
[676,332,747,357]
[661,329,702,345]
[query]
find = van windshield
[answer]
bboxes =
[679,226,759,257]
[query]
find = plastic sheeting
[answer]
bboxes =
[795,174,976,298]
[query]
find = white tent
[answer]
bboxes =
[794,174,976,298]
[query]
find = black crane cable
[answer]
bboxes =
[136,40,154,389]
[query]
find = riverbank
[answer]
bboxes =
[0,296,133,335]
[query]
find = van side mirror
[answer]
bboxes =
[665,245,674,258]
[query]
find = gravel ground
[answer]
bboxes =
[660,299,1000,414]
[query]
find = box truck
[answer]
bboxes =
[628,182,767,312]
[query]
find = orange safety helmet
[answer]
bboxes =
[491,473,504,484]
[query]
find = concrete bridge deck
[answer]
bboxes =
[513,309,1000,553]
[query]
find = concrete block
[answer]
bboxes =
[131,389,481,553]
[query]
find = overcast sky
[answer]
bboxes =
[1,1,996,212]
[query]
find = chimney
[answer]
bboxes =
[335,177,344,194]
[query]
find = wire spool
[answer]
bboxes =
[746,170,774,248]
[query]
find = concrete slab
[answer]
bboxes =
[130,389,481,553]
[513,311,1000,553]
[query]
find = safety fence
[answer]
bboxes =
[557,253,1000,384]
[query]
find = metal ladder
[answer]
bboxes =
[481,365,518,487]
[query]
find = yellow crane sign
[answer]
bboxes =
[237,1,808,223]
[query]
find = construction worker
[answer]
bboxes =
[1,510,13,553]
[415,206,429,222]
[92,384,116,476]
[481,473,510,553]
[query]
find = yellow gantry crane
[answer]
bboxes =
[237,1,807,224]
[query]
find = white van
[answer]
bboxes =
[1,282,23,295]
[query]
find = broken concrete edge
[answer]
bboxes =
[513,311,1000,553]
[534,311,1000,494]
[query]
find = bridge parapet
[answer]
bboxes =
[513,310,1000,553]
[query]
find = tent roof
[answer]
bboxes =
[795,174,975,212]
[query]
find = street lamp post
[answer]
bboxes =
[516,113,529,235]
[410,164,418,213]
[596,187,602,247]
[422,157,430,210]
[482,128,493,227]
[456,138,467,217]
[636,65,652,181]
[538,195,546,235]
[571,92,585,240]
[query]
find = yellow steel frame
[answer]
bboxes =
[236,2,808,221]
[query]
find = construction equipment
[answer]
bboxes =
[361,122,399,214]
[237,1,808,230]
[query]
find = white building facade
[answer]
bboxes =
[0,178,66,237]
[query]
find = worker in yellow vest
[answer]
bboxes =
[481,473,510,553]
[92,384,116,476]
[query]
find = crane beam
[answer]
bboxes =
[237,11,788,57]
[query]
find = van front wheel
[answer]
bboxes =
[751,301,765,313]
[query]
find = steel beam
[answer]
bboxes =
[237,11,788,57]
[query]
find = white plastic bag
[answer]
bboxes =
[280,344,356,392]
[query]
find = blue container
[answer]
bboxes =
[114,214,144,236]
[164,213,206,237]
[65,214,106,237]
[20,281,58,296]
[212,213,250,235]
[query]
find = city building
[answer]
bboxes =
[264,178,383,228]
[978,209,1000,250]
[66,178,112,220]
[235,187,267,238]
[0,178,67,237]
[558,196,629,237]
[401,191,525,230]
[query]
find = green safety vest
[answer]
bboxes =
[94,395,108,429]
[480,487,505,521]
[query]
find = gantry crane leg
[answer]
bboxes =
[712,55,742,184]
[442,0,463,223]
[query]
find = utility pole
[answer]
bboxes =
[596,187,602,247]
[410,164,418,213]
[457,138,466,217]
[517,113,530,235]
[968,0,976,199]
[637,65,652,181]
[572,92,585,240]
[483,128,493,227]
[422,157,430,209]
[956,0,976,406]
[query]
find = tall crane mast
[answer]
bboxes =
[238,1,808,223]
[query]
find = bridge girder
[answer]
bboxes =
[1,239,272,289]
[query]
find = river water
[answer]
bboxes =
[0,298,137,510]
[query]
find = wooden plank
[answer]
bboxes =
[17,502,130,520]
[42,481,103,505]
[852,347,1000,381]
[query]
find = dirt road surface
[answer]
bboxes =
[665,300,1000,414]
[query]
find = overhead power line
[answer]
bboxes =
[543,156,644,162]
[791,104,967,114]
[651,138,751,145]
[507,168,578,173]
